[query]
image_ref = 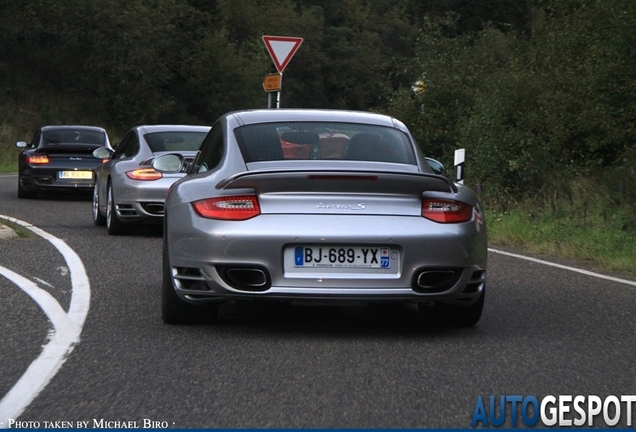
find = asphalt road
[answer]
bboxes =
[1,172,635,429]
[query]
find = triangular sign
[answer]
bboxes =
[262,35,304,73]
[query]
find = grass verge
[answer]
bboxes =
[0,220,37,239]
[0,123,25,173]
[485,177,636,276]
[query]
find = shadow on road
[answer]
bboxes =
[173,301,482,338]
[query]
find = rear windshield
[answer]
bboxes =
[235,122,416,164]
[43,129,106,145]
[144,131,208,153]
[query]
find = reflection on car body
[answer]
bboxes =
[155,109,487,327]
[91,124,210,235]
[16,125,111,199]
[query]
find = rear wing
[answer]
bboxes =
[37,143,102,155]
[216,169,457,195]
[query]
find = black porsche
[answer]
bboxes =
[16,125,111,198]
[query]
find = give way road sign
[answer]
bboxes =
[262,35,303,73]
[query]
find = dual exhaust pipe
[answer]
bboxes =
[220,266,461,294]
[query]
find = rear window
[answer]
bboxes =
[144,131,208,153]
[43,129,106,145]
[234,122,416,164]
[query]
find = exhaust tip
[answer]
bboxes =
[219,266,271,292]
[413,269,461,293]
[142,202,165,215]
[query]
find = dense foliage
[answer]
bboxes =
[0,0,634,208]
[390,0,635,203]
[0,0,528,130]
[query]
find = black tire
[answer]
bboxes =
[106,182,128,235]
[17,181,37,199]
[162,234,219,325]
[92,184,106,226]
[418,288,485,327]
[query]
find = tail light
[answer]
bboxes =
[422,198,473,223]
[27,155,50,164]
[192,195,260,220]
[126,168,162,180]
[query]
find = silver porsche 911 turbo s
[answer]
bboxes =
[92,124,211,235]
[153,109,487,326]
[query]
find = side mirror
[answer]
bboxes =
[93,147,114,159]
[152,154,184,173]
[16,141,28,148]
[425,157,445,175]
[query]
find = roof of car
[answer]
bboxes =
[41,125,107,132]
[227,109,406,130]
[136,125,212,133]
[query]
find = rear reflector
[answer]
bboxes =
[27,155,50,164]
[422,198,473,223]
[192,195,261,220]
[126,168,162,180]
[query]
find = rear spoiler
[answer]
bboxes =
[216,169,457,195]
[37,144,102,154]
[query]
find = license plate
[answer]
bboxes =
[59,170,93,179]
[294,246,391,268]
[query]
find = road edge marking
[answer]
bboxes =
[0,215,90,427]
[489,247,636,287]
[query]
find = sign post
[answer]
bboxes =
[262,35,303,108]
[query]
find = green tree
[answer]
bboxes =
[391,0,636,198]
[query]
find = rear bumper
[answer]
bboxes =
[113,176,182,223]
[19,174,95,191]
[171,264,486,306]
[166,208,487,306]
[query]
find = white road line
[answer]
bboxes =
[33,277,55,289]
[489,247,636,287]
[0,215,90,428]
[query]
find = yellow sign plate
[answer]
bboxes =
[263,73,282,92]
